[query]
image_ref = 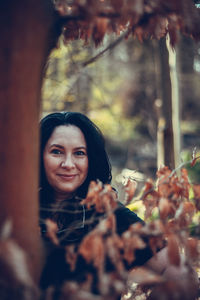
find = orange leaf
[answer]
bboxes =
[92,17,109,47]
[129,267,164,285]
[186,238,199,261]
[183,202,195,215]
[167,234,180,266]
[124,179,137,204]
[79,233,105,268]
[192,184,200,210]
[45,219,59,245]
[159,197,172,220]
[65,244,77,271]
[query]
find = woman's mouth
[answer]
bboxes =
[57,174,77,180]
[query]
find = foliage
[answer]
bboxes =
[42,38,92,111]
[1,166,200,299]
[53,0,200,47]
[0,221,39,299]
[42,166,200,300]
[42,37,143,141]
[181,149,200,184]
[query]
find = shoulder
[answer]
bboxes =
[114,202,154,266]
[114,202,144,235]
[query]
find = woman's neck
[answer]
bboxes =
[54,191,76,203]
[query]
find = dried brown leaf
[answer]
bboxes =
[185,237,199,261]
[175,202,195,227]
[105,235,124,273]
[159,197,174,220]
[124,179,137,204]
[79,233,105,269]
[92,17,109,46]
[0,239,36,289]
[65,244,78,271]
[129,267,164,285]
[45,219,59,245]
[122,232,146,265]
[192,184,200,210]
[167,234,180,266]
[82,181,117,213]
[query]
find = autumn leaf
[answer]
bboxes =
[185,237,199,261]
[79,233,105,269]
[41,163,200,299]
[92,17,109,46]
[65,244,78,271]
[45,219,59,245]
[81,181,117,213]
[192,184,200,210]
[105,235,124,273]
[122,231,145,265]
[129,266,164,285]
[175,202,196,227]
[57,0,200,45]
[167,234,180,266]
[159,197,174,220]
[124,179,137,204]
[81,180,103,208]
[0,235,38,298]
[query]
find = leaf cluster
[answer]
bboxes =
[44,166,200,299]
[53,0,200,47]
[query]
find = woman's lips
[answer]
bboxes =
[57,174,77,180]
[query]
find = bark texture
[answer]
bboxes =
[0,0,59,282]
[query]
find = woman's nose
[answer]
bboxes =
[61,155,75,168]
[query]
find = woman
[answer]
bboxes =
[39,112,197,299]
[39,112,149,242]
[39,112,153,289]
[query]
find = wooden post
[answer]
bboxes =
[0,0,58,282]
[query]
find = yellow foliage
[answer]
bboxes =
[89,109,135,141]
[127,200,145,220]
[56,102,65,110]
[43,101,52,111]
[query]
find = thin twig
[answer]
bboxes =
[58,12,121,24]
[169,155,200,178]
[82,29,129,67]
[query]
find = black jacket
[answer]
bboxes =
[40,202,152,290]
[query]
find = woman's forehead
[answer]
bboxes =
[47,125,87,147]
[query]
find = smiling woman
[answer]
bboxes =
[39,112,153,293]
[39,112,199,299]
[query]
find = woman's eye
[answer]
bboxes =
[51,149,62,155]
[75,150,86,156]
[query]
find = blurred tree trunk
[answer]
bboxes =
[0,0,59,282]
[177,34,196,120]
[155,36,181,170]
[155,37,177,170]
[166,37,181,170]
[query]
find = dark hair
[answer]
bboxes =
[40,112,112,205]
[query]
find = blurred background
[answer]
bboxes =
[41,33,200,189]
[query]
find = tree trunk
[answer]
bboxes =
[0,0,58,282]
[155,37,175,169]
[166,37,181,170]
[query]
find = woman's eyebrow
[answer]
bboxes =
[74,146,87,149]
[49,144,64,149]
[49,145,87,150]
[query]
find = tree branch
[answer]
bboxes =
[82,30,129,67]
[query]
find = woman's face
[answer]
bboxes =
[43,125,89,201]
